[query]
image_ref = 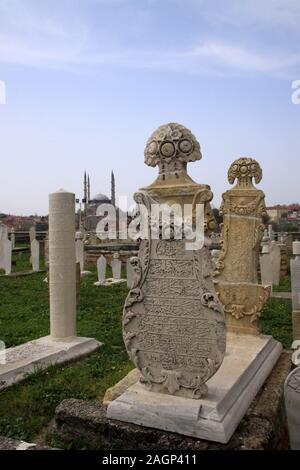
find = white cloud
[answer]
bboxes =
[0,0,299,76]
[190,43,300,72]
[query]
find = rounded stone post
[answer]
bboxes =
[49,190,76,340]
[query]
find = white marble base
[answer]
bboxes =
[0,336,101,390]
[107,333,282,444]
[95,278,126,287]
[81,270,92,278]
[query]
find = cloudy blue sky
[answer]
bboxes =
[0,0,299,215]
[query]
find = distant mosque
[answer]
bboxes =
[82,170,116,231]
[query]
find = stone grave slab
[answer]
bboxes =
[107,333,282,444]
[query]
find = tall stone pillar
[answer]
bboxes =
[214,158,270,335]
[49,189,76,340]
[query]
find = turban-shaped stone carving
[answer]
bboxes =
[228,157,262,186]
[144,122,202,169]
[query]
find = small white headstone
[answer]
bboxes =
[0,224,8,269]
[260,244,273,287]
[29,226,36,243]
[112,253,121,280]
[291,242,300,311]
[75,236,84,272]
[10,229,15,249]
[97,255,107,285]
[31,239,40,272]
[268,224,274,241]
[285,365,300,449]
[270,241,281,286]
[126,258,134,289]
[3,238,12,275]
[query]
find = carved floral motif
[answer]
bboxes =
[123,190,226,399]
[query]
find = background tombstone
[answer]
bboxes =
[112,252,121,280]
[75,231,91,277]
[291,241,300,340]
[31,238,40,272]
[29,226,36,244]
[268,224,274,241]
[284,365,300,449]
[75,231,84,272]
[10,228,15,249]
[270,241,281,286]
[94,255,107,286]
[126,258,134,289]
[76,262,81,308]
[0,224,8,270]
[214,158,270,335]
[3,237,12,275]
[260,244,273,287]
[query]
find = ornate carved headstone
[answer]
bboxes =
[285,365,300,449]
[123,123,226,399]
[291,241,300,340]
[214,158,270,335]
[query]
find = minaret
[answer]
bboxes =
[87,175,91,203]
[84,171,87,213]
[111,171,116,207]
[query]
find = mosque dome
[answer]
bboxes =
[91,193,110,203]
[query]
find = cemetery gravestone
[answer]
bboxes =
[75,231,84,272]
[291,241,300,340]
[107,124,282,443]
[0,190,100,391]
[112,253,121,280]
[260,244,273,287]
[126,258,134,289]
[270,241,281,286]
[31,239,40,272]
[29,226,36,244]
[0,224,8,270]
[94,255,107,286]
[285,366,300,450]
[3,237,12,275]
[214,158,270,335]
[10,228,15,249]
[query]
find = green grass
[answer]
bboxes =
[0,266,132,444]
[272,275,291,293]
[0,267,293,447]
[259,298,292,348]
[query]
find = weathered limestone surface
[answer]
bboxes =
[112,252,121,280]
[107,333,282,443]
[103,368,140,406]
[55,351,291,450]
[49,190,77,340]
[285,365,300,449]
[126,257,134,289]
[214,158,270,335]
[31,239,40,272]
[0,336,101,391]
[123,123,226,400]
[291,241,300,340]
